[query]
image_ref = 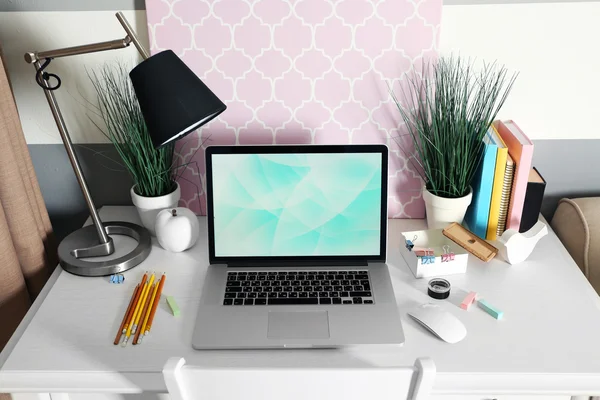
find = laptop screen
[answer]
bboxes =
[206,146,387,264]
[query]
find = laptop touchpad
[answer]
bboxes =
[267,311,330,339]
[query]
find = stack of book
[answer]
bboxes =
[464,120,546,240]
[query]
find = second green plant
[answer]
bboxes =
[391,56,517,200]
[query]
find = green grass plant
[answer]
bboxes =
[391,56,517,198]
[89,63,176,198]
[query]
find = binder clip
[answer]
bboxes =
[414,248,434,257]
[405,235,417,251]
[110,274,124,284]
[441,245,455,262]
[421,255,435,264]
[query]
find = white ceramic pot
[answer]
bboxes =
[422,186,473,229]
[130,182,181,236]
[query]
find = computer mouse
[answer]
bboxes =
[408,305,467,344]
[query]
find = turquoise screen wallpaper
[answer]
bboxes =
[212,153,382,257]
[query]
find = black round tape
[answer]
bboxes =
[428,278,451,299]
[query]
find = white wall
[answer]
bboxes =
[440,1,600,140]
[0,11,148,144]
[1,3,599,143]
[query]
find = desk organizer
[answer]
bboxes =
[400,229,469,278]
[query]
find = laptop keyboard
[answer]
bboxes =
[223,270,374,306]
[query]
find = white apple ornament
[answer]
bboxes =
[155,207,200,252]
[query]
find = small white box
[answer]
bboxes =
[400,229,469,278]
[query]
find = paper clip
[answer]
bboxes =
[110,274,125,284]
[421,255,435,264]
[441,245,455,262]
[405,235,417,251]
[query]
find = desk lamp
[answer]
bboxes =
[25,12,226,277]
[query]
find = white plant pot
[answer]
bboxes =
[130,182,181,236]
[422,186,473,230]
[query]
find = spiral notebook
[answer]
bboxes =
[494,120,534,231]
[496,154,515,237]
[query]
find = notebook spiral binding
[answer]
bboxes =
[496,156,515,237]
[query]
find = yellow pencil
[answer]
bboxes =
[136,276,161,344]
[133,283,155,345]
[132,272,155,334]
[144,273,166,337]
[122,273,153,346]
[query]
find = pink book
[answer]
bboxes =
[493,120,534,231]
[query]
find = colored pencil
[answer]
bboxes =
[143,273,166,337]
[122,272,150,346]
[113,283,140,345]
[136,279,160,344]
[132,273,155,334]
[133,283,155,345]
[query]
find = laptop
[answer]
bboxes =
[192,144,404,349]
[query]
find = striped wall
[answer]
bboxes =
[0,4,149,237]
[0,10,148,145]
[1,0,600,238]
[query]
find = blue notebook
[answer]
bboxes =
[464,130,498,238]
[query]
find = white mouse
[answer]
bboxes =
[408,305,467,344]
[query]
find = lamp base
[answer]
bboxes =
[58,221,151,277]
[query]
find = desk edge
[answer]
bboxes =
[0,265,62,369]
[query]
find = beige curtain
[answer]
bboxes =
[0,47,57,357]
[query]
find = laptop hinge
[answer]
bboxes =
[226,260,369,268]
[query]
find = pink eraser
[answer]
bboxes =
[460,292,477,310]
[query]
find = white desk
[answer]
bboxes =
[2,206,600,400]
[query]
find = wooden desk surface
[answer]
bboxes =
[2,206,600,396]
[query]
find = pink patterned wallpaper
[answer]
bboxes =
[145,0,442,217]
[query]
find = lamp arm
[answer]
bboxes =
[25,37,131,64]
[116,11,150,60]
[19,12,154,274]
[22,11,150,257]
[25,12,149,64]
[32,59,112,249]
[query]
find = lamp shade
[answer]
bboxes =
[130,50,226,148]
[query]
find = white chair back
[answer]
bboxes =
[163,357,435,400]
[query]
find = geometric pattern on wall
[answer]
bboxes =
[145,0,442,217]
